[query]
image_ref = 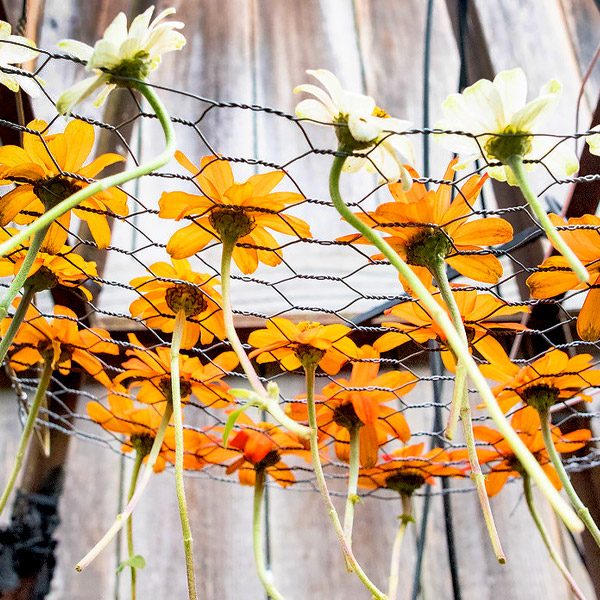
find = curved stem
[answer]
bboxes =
[76,404,173,572]
[343,425,360,544]
[430,259,505,563]
[253,468,286,600]
[538,408,600,548]
[388,494,412,600]
[0,285,35,367]
[171,309,197,600]
[126,450,144,600]
[0,226,48,322]
[506,154,588,283]
[329,151,582,534]
[0,83,176,258]
[220,237,310,438]
[304,363,388,599]
[0,354,53,515]
[523,474,589,600]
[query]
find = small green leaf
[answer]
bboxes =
[116,554,146,574]
[223,405,251,448]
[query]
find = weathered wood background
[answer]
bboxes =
[1,0,600,599]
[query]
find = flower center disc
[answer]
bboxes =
[406,229,452,269]
[332,402,364,430]
[131,432,155,457]
[158,376,193,404]
[254,449,281,470]
[208,207,255,242]
[385,471,426,496]
[25,265,59,292]
[34,176,81,211]
[165,283,208,318]
[484,125,533,164]
[520,383,560,412]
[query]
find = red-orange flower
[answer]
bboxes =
[159,153,312,274]
[526,214,600,341]
[129,258,225,349]
[0,119,128,253]
[374,287,528,372]
[247,317,359,374]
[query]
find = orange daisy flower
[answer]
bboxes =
[526,214,600,341]
[5,304,118,386]
[358,443,464,496]
[374,287,528,372]
[0,119,128,253]
[129,258,225,349]
[114,333,238,408]
[310,345,416,468]
[480,348,600,415]
[202,414,311,487]
[247,317,359,374]
[158,153,312,274]
[338,159,512,289]
[470,409,591,497]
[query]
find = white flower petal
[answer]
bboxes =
[493,68,526,120]
[586,125,600,156]
[92,82,116,107]
[103,12,128,45]
[58,39,94,62]
[295,98,334,123]
[306,69,345,107]
[293,83,338,115]
[348,114,379,142]
[56,73,107,115]
[13,74,42,97]
[341,90,375,118]
[0,21,11,39]
[512,88,560,133]
[461,78,504,131]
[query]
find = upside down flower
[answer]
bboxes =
[114,333,238,408]
[375,287,528,372]
[0,119,128,253]
[129,258,225,349]
[434,68,578,183]
[0,20,40,96]
[480,348,600,415]
[526,214,600,341]
[294,69,415,187]
[338,159,512,288]
[4,304,118,386]
[248,317,358,374]
[57,6,186,114]
[470,409,590,497]
[158,153,311,274]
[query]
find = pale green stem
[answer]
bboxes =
[0,83,176,258]
[0,285,35,367]
[171,309,198,600]
[220,237,310,438]
[523,474,589,600]
[538,407,600,548]
[329,152,582,533]
[0,226,48,322]
[76,404,173,572]
[0,354,53,515]
[253,468,287,600]
[343,425,360,543]
[506,155,588,284]
[388,494,412,600]
[304,363,389,599]
[429,259,505,562]
[126,450,144,600]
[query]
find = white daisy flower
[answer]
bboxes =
[294,69,415,189]
[586,125,600,156]
[0,20,40,96]
[57,6,185,115]
[434,68,578,184]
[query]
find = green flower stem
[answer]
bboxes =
[171,309,198,600]
[388,494,412,600]
[0,285,35,367]
[538,407,600,548]
[253,468,286,600]
[506,155,588,284]
[220,237,310,438]
[523,474,589,600]
[304,363,388,600]
[127,450,144,600]
[329,151,582,534]
[343,425,360,543]
[429,259,505,563]
[0,354,53,515]
[76,403,173,572]
[0,83,176,259]
[0,226,49,322]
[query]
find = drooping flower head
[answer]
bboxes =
[248,317,358,374]
[294,69,415,188]
[129,258,225,349]
[434,68,578,183]
[57,6,186,114]
[0,119,128,253]
[159,153,311,274]
[0,20,40,96]
[338,159,512,290]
